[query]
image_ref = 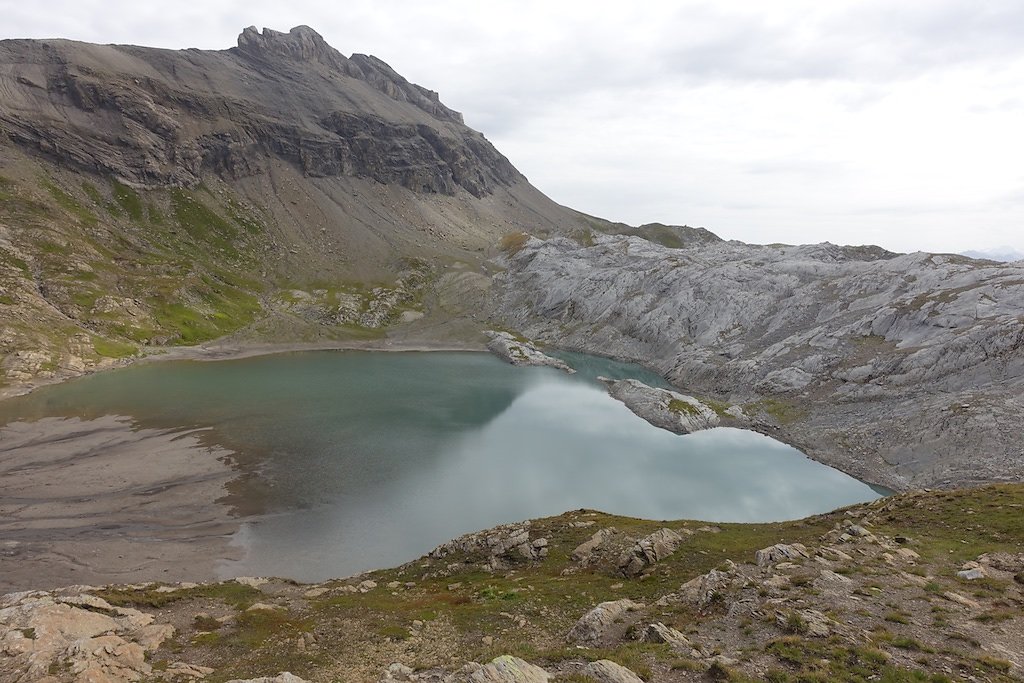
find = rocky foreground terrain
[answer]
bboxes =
[2,484,1022,682]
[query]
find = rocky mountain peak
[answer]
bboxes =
[237,25,347,69]
[234,25,464,124]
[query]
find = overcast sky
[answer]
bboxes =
[4,0,1023,255]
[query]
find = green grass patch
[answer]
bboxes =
[171,189,238,249]
[92,336,138,359]
[751,398,805,424]
[111,180,145,221]
[42,179,97,226]
[668,398,700,416]
[94,582,262,610]
[871,484,1024,563]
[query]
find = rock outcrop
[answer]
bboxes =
[618,528,685,576]
[485,332,574,373]
[430,522,548,570]
[755,543,811,567]
[0,589,177,682]
[566,599,644,645]
[600,378,721,434]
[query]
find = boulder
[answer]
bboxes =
[755,543,810,566]
[567,599,644,645]
[641,622,691,651]
[776,609,833,638]
[618,528,684,576]
[226,674,310,683]
[431,522,547,569]
[0,591,178,682]
[676,568,734,608]
[443,656,550,683]
[581,660,644,683]
[572,527,616,563]
[957,567,987,581]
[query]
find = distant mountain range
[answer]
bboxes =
[961,246,1024,262]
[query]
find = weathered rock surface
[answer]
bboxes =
[490,233,1024,489]
[430,522,547,569]
[571,527,617,564]
[776,609,833,638]
[640,622,691,651]
[485,332,574,373]
[0,589,178,682]
[580,660,644,683]
[675,568,735,609]
[755,543,811,567]
[618,528,684,576]
[458,656,550,683]
[601,378,720,434]
[567,599,644,645]
[226,674,310,683]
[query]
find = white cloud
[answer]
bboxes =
[1,0,1022,254]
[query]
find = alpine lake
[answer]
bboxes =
[0,350,884,581]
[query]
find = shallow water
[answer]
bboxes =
[0,350,882,581]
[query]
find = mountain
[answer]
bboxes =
[961,246,1024,263]
[0,26,585,386]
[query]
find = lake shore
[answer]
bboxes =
[0,415,243,593]
[0,336,489,403]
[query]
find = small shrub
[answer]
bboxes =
[193,615,222,631]
[783,612,808,635]
[498,232,530,256]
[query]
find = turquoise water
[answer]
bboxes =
[0,350,881,581]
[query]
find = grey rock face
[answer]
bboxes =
[0,27,517,195]
[601,378,720,434]
[460,656,551,683]
[676,568,735,609]
[490,234,1024,489]
[775,609,833,638]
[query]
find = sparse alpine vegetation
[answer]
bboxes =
[3,484,1022,682]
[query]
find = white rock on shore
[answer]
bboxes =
[484,331,574,373]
